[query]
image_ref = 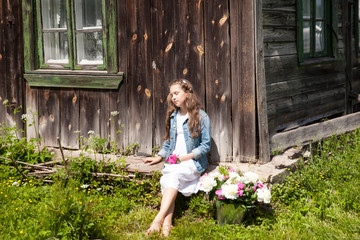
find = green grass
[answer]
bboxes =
[1,128,360,239]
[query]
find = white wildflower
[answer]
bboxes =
[111,111,119,117]
[209,171,224,181]
[96,188,102,191]
[225,171,242,185]
[12,181,19,186]
[256,186,271,203]
[221,184,239,200]
[3,99,8,105]
[199,175,217,193]
[243,171,259,184]
[81,184,90,189]
[87,130,95,135]
[21,114,30,121]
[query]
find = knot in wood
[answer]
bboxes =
[132,34,137,41]
[145,88,151,99]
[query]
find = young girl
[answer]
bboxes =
[143,79,211,237]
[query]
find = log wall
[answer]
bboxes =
[263,0,347,135]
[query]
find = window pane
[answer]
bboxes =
[76,32,103,65]
[303,21,311,54]
[315,21,325,52]
[316,0,325,19]
[75,0,102,30]
[303,0,311,18]
[41,0,67,29]
[43,32,69,64]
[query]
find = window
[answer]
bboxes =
[356,0,360,56]
[22,0,122,89]
[298,0,333,63]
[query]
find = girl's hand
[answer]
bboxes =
[143,156,162,165]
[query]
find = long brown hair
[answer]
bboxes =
[164,79,203,141]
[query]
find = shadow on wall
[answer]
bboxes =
[208,138,220,169]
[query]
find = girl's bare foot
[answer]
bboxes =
[146,221,162,235]
[162,224,173,237]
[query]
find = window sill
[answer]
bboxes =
[24,70,123,89]
[299,57,341,67]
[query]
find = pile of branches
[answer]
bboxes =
[0,156,149,184]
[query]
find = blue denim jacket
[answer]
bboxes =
[157,109,211,173]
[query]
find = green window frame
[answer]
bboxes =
[22,0,122,89]
[356,0,360,56]
[297,0,334,63]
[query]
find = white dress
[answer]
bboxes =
[160,112,201,196]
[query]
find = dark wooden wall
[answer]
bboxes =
[0,0,260,164]
[0,0,25,136]
[263,0,347,135]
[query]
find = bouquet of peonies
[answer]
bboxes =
[199,167,271,206]
[165,154,181,164]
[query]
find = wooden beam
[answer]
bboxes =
[24,72,123,89]
[255,0,270,163]
[270,111,360,152]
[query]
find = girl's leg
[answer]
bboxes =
[146,188,178,235]
[162,199,175,237]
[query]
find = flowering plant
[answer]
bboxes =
[199,167,271,207]
[165,154,181,164]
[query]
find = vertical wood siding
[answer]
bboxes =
[0,0,24,136]
[2,0,265,163]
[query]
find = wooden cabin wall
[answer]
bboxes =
[0,0,25,136]
[263,0,346,135]
[351,2,360,109]
[11,0,259,164]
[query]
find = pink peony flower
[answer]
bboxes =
[229,168,235,172]
[257,182,264,188]
[224,175,230,179]
[253,186,257,192]
[237,182,245,190]
[166,154,179,164]
[215,189,226,200]
[238,190,243,196]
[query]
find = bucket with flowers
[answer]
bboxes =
[199,166,271,224]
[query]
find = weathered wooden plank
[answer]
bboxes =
[38,89,60,147]
[264,55,345,84]
[263,0,295,9]
[264,42,297,57]
[262,11,296,27]
[4,0,24,137]
[79,90,100,142]
[204,0,232,164]
[268,88,345,116]
[174,0,205,104]
[60,89,79,149]
[266,72,345,101]
[263,27,296,43]
[270,111,360,152]
[108,0,128,151]
[126,0,153,154]
[99,90,110,144]
[24,73,123,89]
[230,0,256,162]
[25,84,38,140]
[151,0,176,147]
[268,99,345,135]
[255,0,270,164]
[0,0,6,124]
